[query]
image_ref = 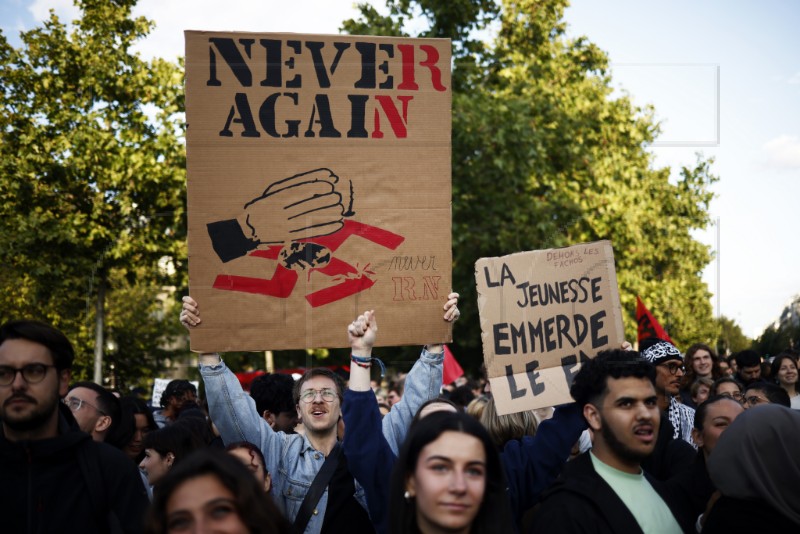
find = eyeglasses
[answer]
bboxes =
[64,396,107,415]
[299,388,337,403]
[0,363,56,386]
[719,391,744,401]
[659,363,686,375]
[744,395,768,407]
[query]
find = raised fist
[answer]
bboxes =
[240,168,353,244]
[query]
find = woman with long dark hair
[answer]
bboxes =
[121,396,158,463]
[144,449,289,534]
[389,411,514,534]
[771,353,800,409]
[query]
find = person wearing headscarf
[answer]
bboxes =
[704,404,800,530]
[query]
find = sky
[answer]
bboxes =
[1,0,798,339]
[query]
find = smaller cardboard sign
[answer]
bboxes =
[475,241,624,415]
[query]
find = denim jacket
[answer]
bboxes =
[199,347,443,533]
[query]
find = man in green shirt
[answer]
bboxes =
[530,349,696,533]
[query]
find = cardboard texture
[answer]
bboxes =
[185,31,452,351]
[475,241,624,415]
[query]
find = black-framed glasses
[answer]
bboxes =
[64,396,107,415]
[659,363,686,375]
[0,363,56,386]
[719,391,744,401]
[299,388,337,403]
[744,395,768,407]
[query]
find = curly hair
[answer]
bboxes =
[250,373,296,416]
[682,343,722,388]
[160,380,197,409]
[569,349,655,408]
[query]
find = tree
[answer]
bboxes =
[715,315,752,356]
[753,324,798,358]
[0,0,187,387]
[344,0,718,371]
[752,296,800,356]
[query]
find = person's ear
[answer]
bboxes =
[95,414,112,433]
[405,474,417,499]
[584,403,602,432]
[263,410,276,428]
[58,369,71,398]
[264,472,272,493]
[166,452,175,467]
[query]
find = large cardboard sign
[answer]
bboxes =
[475,241,624,415]
[185,32,452,352]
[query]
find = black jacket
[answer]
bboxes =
[641,415,696,481]
[0,403,149,534]
[703,495,800,531]
[529,452,699,534]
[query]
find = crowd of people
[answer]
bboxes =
[1,293,798,533]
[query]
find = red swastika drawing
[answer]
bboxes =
[212,220,404,307]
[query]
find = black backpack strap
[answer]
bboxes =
[292,443,343,534]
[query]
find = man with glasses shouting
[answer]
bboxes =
[0,320,148,533]
[182,293,460,534]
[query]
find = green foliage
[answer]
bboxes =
[345,0,718,372]
[752,298,800,357]
[753,323,798,358]
[0,0,187,388]
[714,315,752,356]
[0,0,721,383]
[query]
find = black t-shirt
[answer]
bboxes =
[321,448,375,534]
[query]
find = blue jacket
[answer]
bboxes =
[342,389,396,534]
[200,348,443,534]
[501,403,587,524]
[342,388,587,533]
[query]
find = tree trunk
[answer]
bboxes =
[93,273,105,384]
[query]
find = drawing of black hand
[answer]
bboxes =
[207,168,355,263]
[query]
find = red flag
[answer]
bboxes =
[636,296,674,344]
[442,345,465,385]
